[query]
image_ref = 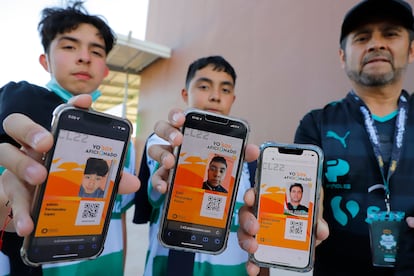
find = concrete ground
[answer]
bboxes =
[124,208,148,275]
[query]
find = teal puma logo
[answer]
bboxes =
[326,130,350,148]
[331,196,359,226]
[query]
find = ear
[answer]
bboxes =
[39,54,50,72]
[408,40,414,64]
[339,48,346,69]
[104,66,109,77]
[181,88,189,104]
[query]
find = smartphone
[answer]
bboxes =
[21,104,132,266]
[159,108,249,254]
[251,142,323,272]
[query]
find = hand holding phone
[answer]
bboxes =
[159,109,249,254]
[251,142,323,272]
[21,104,131,266]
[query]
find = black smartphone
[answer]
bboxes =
[159,108,249,254]
[21,104,132,266]
[251,142,323,272]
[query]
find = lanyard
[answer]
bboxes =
[353,91,409,213]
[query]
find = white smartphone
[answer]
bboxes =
[21,104,132,266]
[159,108,249,254]
[251,142,323,272]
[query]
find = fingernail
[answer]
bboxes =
[25,165,41,183]
[172,112,180,123]
[15,219,24,236]
[239,239,250,250]
[155,184,162,194]
[160,155,167,165]
[169,131,177,144]
[32,131,49,147]
[244,218,253,232]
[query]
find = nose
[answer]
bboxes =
[367,33,386,52]
[77,48,91,64]
[208,87,221,102]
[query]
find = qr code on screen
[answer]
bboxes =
[284,218,307,241]
[75,200,105,225]
[200,193,227,219]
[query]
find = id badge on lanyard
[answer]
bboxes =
[357,91,408,267]
[367,210,405,266]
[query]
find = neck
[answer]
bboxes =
[353,85,401,116]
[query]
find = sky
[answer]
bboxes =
[0,0,148,87]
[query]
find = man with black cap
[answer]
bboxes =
[237,0,414,275]
[301,1,414,274]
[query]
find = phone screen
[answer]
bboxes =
[160,110,248,254]
[253,143,322,271]
[22,106,131,265]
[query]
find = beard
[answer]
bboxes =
[345,50,408,87]
[345,66,406,87]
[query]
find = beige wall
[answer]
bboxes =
[135,0,414,163]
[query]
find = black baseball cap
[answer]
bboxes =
[340,0,414,43]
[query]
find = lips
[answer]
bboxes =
[73,72,92,80]
[206,109,221,114]
[365,58,389,65]
[363,53,391,66]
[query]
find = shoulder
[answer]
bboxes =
[0,80,61,116]
[0,81,48,94]
[407,91,414,105]
[300,92,354,119]
[294,96,351,144]
[219,185,228,193]
[300,99,346,122]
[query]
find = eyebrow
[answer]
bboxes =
[196,77,234,87]
[210,163,227,169]
[58,35,106,51]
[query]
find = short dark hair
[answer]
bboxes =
[289,183,303,193]
[84,157,109,176]
[38,0,116,54]
[185,56,237,90]
[209,155,227,168]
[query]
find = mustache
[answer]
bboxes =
[362,51,392,65]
